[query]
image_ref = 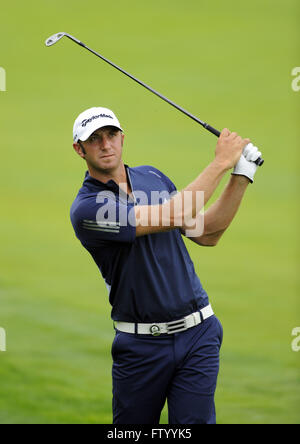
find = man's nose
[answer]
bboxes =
[100,134,111,149]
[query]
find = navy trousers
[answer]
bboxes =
[112,315,223,424]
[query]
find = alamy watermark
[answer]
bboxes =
[0,327,6,352]
[0,67,6,92]
[291,67,300,92]
[92,187,205,237]
[291,327,300,352]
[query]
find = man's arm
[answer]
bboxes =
[134,129,250,237]
[181,175,250,246]
[134,159,228,237]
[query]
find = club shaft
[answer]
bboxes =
[69,37,209,124]
[67,35,263,166]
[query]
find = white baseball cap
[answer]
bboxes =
[73,107,123,142]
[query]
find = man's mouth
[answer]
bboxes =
[101,154,114,159]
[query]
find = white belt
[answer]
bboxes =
[115,304,214,336]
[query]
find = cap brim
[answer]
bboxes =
[77,118,123,142]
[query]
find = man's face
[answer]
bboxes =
[73,126,124,173]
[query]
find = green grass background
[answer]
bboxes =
[0,0,299,424]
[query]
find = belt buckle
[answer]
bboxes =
[166,317,187,335]
[150,324,161,336]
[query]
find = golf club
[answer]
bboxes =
[45,32,264,166]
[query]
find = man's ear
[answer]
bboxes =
[121,133,125,147]
[73,142,86,159]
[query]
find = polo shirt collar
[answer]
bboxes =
[83,165,132,193]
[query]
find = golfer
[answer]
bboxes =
[70,107,262,424]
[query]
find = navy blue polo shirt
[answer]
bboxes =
[70,165,209,323]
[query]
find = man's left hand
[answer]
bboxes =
[232,143,262,183]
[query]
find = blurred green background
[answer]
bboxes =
[0,0,299,424]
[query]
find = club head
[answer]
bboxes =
[45,32,68,47]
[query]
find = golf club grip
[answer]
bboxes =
[204,124,221,137]
[204,124,264,166]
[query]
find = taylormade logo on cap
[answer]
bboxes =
[73,107,123,142]
[81,113,113,127]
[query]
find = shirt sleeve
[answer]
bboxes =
[70,192,136,247]
[162,173,177,194]
[149,166,178,194]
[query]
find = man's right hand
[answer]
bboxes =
[215,128,250,170]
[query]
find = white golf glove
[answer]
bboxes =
[232,143,262,183]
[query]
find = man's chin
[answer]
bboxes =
[100,156,118,168]
[92,157,121,172]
